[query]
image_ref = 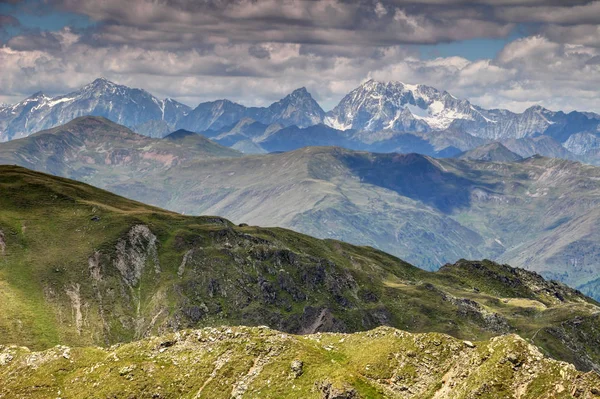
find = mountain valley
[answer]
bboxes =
[5,1,600,396]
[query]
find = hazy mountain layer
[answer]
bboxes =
[458,142,523,162]
[3,118,600,302]
[0,117,240,186]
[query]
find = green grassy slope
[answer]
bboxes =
[0,165,599,374]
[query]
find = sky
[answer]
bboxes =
[1,0,600,113]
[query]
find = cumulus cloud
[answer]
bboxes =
[496,1,600,24]
[0,0,599,114]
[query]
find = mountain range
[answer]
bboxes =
[0,78,191,141]
[1,165,599,377]
[0,79,326,142]
[3,117,600,304]
[4,78,600,165]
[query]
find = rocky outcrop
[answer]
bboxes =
[114,225,160,287]
[442,292,511,334]
[0,230,5,255]
[316,381,359,399]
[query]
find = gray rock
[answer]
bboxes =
[291,359,303,378]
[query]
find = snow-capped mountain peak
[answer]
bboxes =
[0,78,192,141]
[325,79,477,132]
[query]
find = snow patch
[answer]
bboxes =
[324,116,351,131]
[46,96,76,107]
[406,104,429,118]
[428,100,445,115]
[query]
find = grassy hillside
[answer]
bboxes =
[0,165,599,374]
[2,325,599,399]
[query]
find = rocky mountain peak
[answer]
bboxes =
[270,87,320,108]
[85,77,118,91]
[28,91,48,100]
[263,87,325,128]
[290,86,309,96]
[459,142,524,162]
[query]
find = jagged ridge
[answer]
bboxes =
[1,325,599,398]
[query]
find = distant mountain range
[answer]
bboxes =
[0,79,326,142]
[3,78,600,164]
[4,116,600,303]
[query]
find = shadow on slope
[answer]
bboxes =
[333,151,496,213]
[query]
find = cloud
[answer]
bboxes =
[0,14,19,28]
[2,27,600,115]
[496,1,600,24]
[0,0,600,115]
[51,0,513,49]
[0,13,20,43]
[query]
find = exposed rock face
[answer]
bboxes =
[259,87,325,128]
[0,230,5,255]
[439,260,589,306]
[442,293,511,334]
[88,251,102,282]
[290,359,304,377]
[564,132,600,156]
[65,283,83,335]
[317,381,359,399]
[114,225,160,287]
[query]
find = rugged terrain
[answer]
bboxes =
[4,118,600,301]
[0,165,600,376]
[1,325,599,398]
[0,78,191,142]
